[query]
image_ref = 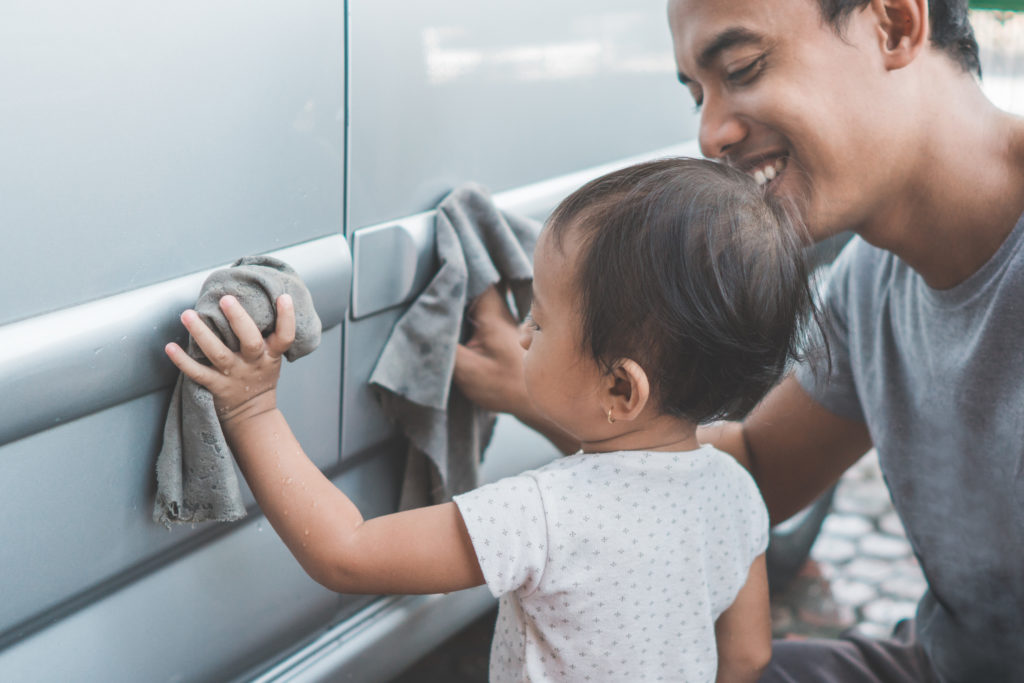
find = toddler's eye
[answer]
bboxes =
[524,313,540,332]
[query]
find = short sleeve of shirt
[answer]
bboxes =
[745,475,770,560]
[795,240,866,422]
[453,474,549,598]
[727,457,770,562]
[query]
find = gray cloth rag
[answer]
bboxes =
[153,255,322,527]
[369,183,539,509]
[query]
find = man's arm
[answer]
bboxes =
[699,374,872,524]
[714,554,771,683]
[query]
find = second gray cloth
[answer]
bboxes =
[370,183,539,508]
[153,255,322,527]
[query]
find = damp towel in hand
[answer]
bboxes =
[369,183,539,508]
[153,255,322,527]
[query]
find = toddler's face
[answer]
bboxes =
[519,228,609,442]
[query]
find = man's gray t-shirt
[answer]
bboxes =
[796,218,1024,683]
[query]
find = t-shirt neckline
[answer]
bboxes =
[919,208,1024,307]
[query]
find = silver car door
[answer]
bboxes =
[0,2,351,681]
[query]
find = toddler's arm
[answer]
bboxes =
[166,294,485,595]
[713,553,772,683]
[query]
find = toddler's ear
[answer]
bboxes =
[607,359,650,423]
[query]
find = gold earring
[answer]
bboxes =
[607,408,616,424]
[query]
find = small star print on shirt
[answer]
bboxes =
[454,445,768,683]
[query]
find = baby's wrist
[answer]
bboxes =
[218,390,278,430]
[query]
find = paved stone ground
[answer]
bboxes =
[770,451,925,641]
[392,451,925,681]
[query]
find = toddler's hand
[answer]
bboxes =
[454,285,530,415]
[165,293,296,425]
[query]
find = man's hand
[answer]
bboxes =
[454,285,532,416]
[165,293,296,426]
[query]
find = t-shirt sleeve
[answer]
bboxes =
[794,240,866,422]
[453,474,549,599]
[748,481,770,560]
[735,464,770,561]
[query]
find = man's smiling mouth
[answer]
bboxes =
[751,157,787,187]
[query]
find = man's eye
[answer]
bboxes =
[726,56,766,84]
[688,87,703,112]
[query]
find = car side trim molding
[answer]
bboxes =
[245,588,496,683]
[0,234,352,448]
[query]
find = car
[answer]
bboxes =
[0,1,704,680]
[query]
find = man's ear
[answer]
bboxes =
[606,359,650,423]
[870,0,928,70]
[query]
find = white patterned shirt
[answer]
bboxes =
[453,445,768,682]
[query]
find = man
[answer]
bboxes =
[454,0,1024,680]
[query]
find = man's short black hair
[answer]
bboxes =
[547,157,817,424]
[818,0,981,76]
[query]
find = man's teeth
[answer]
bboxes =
[753,158,785,186]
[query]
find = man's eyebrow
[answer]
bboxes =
[677,27,764,84]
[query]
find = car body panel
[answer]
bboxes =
[1,0,698,679]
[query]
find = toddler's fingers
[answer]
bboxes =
[165,342,222,387]
[267,294,296,357]
[219,295,264,360]
[180,309,234,371]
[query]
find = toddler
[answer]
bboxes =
[166,157,815,682]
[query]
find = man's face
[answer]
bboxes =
[668,0,897,241]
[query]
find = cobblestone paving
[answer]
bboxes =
[770,451,926,641]
[393,451,925,681]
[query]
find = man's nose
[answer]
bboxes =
[697,96,746,160]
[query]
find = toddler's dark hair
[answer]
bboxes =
[547,157,816,424]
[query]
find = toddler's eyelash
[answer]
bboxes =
[524,314,540,331]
